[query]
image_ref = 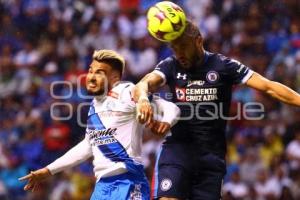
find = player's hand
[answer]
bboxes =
[18,167,51,191]
[136,97,153,124]
[147,120,171,136]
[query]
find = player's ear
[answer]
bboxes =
[195,36,204,57]
[195,35,203,49]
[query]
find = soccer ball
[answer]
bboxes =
[147,1,187,42]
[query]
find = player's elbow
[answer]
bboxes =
[258,79,273,94]
[264,80,281,97]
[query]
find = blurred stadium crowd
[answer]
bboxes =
[1,0,300,199]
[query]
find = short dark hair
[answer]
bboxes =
[184,20,202,38]
[93,50,125,77]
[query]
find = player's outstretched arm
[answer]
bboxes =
[46,135,92,174]
[18,168,51,191]
[246,72,300,106]
[19,136,92,191]
[134,72,164,124]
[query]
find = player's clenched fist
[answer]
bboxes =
[136,96,153,124]
[19,167,51,191]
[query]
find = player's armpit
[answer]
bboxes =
[246,72,300,106]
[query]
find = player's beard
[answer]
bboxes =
[87,88,105,96]
[187,54,201,71]
[86,81,105,96]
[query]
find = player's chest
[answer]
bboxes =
[173,70,223,86]
[88,98,135,127]
[171,70,226,102]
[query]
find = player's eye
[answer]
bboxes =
[95,70,105,75]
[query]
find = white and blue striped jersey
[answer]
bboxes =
[47,82,180,181]
[86,82,144,180]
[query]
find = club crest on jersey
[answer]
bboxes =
[160,178,172,191]
[175,87,186,101]
[106,101,115,110]
[176,73,187,80]
[206,71,219,83]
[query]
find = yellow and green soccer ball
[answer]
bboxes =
[147,1,187,42]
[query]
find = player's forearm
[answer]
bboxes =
[134,81,149,102]
[134,73,162,102]
[47,136,92,174]
[267,81,300,106]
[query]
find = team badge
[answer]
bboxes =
[106,101,115,110]
[206,71,219,83]
[175,87,186,101]
[160,178,172,191]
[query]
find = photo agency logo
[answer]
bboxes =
[50,74,93,126]
[49,75,265,128]
[151,92,265,121]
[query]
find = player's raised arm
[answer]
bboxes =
[245,72,300,106]
[134,72,164,124]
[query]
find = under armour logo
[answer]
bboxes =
[176,73,187,80]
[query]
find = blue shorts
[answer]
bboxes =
[90,171,150,200]
[152,143,226,200]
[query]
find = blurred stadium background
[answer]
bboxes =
[1,0,300,199]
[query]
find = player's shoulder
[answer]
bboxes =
[112,81,135,93]
[206,51,243,70]
[207,51,230,63]
[216,52,242,65]
[111,81,135,102]
[156,55,177,67]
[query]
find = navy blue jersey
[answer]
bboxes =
[153,51,253,156]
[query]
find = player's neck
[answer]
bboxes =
[110,80,121,90]
[193,50,205,67]
[198,48,206,64]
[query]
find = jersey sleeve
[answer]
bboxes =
[118,82,136,111]
[151,96,180,127]
[46,134,92,175]
[152,56,175,86]
[225,58,254,85]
